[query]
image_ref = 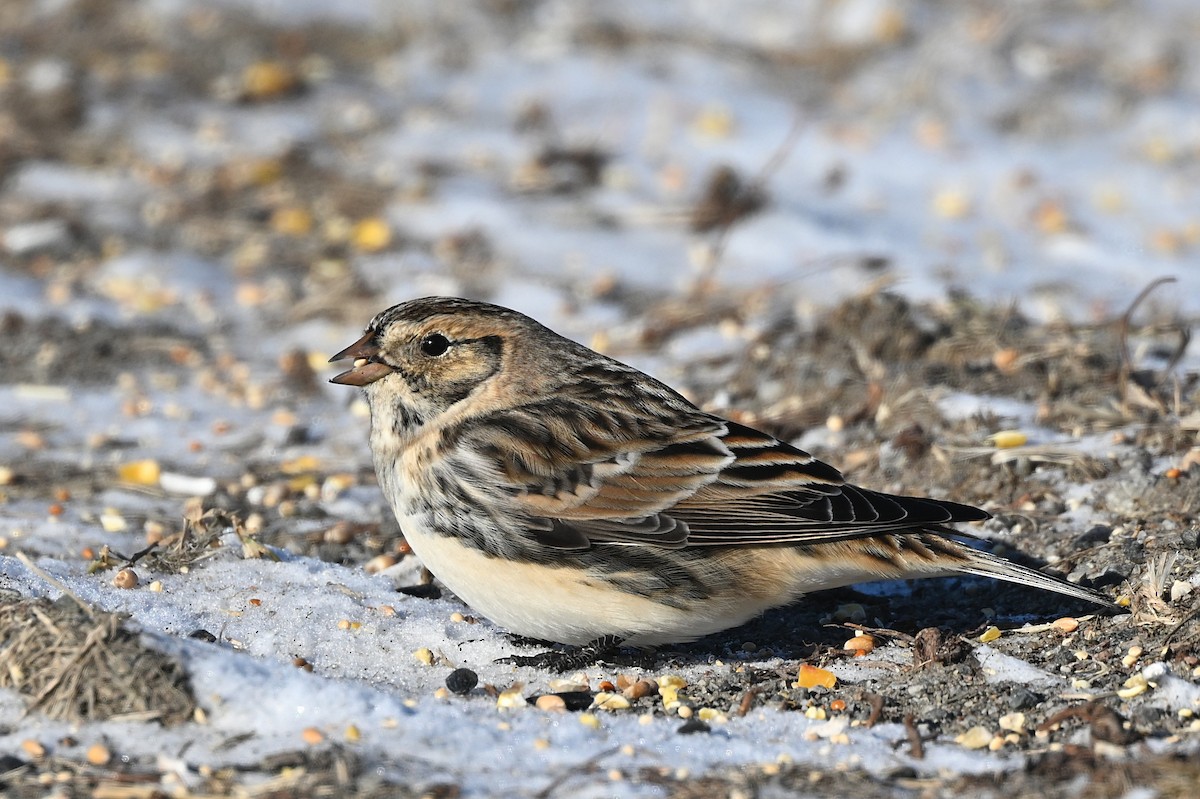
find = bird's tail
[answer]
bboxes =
[950,540,1119,609]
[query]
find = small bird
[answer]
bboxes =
[330,297,1114,660]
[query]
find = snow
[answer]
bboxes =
[3,0,1200,794]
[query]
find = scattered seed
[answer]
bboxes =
[844,634,876,655]
[548,677,590,693]
[413,648,433,666]
[21,739,45,758]
[1052,617,1079,634]
[301,727,323,745]
[795,664,837,690]
[1122,646,1144,669]
[592,692,631,711]
[579,713,600,729]
[932,186,972,219]
[112,568,139,589]
[1118,673,1149,699]
[496,688,525,710]
[956,725,992,750]
[352,218,392,252]
[988,430,1028,449]
[535,694,567,712]
[85,743,111,765]
[999,712,1026,733]
[622,679,656,700]
[532,691,594,712]
[364,554,396,574]
[978,626,1002,643]
[992,348,1020,373]
[117,460,161,485]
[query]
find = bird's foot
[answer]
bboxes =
[497,635,624,672]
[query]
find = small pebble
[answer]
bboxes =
[677,718,711,735]
[445,668,478,695]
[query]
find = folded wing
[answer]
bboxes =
[455,397,988,550]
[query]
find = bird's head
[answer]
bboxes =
[329,297,567,435]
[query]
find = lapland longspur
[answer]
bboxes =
[331,297,1114,656]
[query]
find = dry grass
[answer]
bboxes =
[0,595,195,725]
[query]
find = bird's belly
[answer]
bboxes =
[396,521,779,646]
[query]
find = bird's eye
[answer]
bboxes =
[420,333,451,357]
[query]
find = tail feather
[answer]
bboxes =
[953,544,1118,609]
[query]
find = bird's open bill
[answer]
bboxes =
[328,331,394,386]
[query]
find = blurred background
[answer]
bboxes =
[2,0,1197,353]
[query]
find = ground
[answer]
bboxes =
[1,1,1199,797]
